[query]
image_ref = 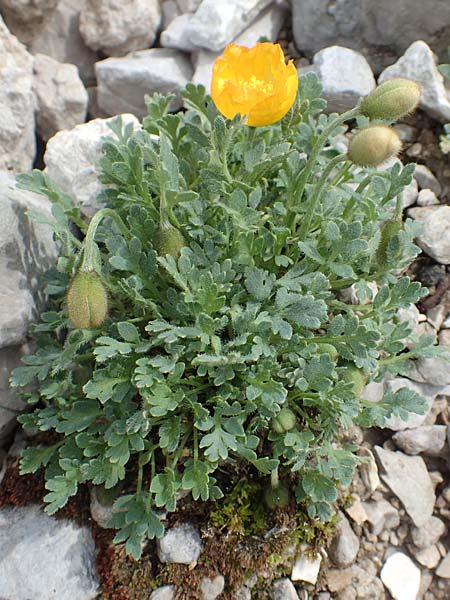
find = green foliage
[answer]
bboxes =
[12,77,440,558]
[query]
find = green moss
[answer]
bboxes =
[209,478,266,536]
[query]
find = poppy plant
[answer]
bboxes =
[211,42,299,127]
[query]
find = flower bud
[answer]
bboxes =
[376,218,403,266]
[348,126,402,167]
[360,78,420,120]
[342,366,367,396]
[317,343,338,361]
[66,271,108,329]
[154,224,186,259]
[271,408,297,434]
[264,482,290,509]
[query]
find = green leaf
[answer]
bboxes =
[302,471,337,503]
[20,443,61,475]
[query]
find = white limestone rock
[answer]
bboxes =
[270,578,300,600]
[414,545,441,569]
[200,575,225,600]
[410,516,446,549]
[417,188,439,206]
[96,48,193,118]
[0,345,28,446]
[291,551,322,585]
[79,0,162,57]
[0,173,58,347]
[177,0,201,11]
[309,46,375,113]
[157,523,203,564]
[160,13,197,52]
[0,505,99,600]
[149,586,175,600]
[33,53,88,141]
[185,0,273,52]
[408,205,450,264]
[44,114,141,217]
[436,551,450,578]
[414,164,442,196]
[401,176,419,208]
[328,512,360,567]
[361,499,400,536]
[374,446,435,527]
[0,0,58,23]
[0,16,35,173]
[380,552,421,600]
[392,425,447,455]
[379,40,450,123]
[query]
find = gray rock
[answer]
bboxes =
[402,178,419,208]
[0,0,58,23]
[149,586,175,600]
[291,0,450,70]
[361,499,400,535]
[44,113,140,217]
[409,205,450,264]
[0,505,98,599]
[162,1,181,28]
[309,46,375,113]
[414,164,442,196]
[0,346,28,446]
[436,551,450,578]
[328,511,360,568]
[411,516,446,549]
[185,0,272,52]
[96,48,193,118]
[33,53,88,141]
[270,578,300,600]
[177,0,201,11]
[374,446,435,527]
[392,425,447,455]
[409,354,450,386]
[200,575,225,600]
[157,523,203,564]
[161,13,197,52]
[417,189,439,206]
[0,16,35,173]
[414,544,441,568]
[0,174,58,347]
[379,41,450,123]
[380,552,421,600]
[79,0,161,57]
[89,487,114,528]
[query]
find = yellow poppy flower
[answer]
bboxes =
[211,42,299,127]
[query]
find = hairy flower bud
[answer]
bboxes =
[271,408,297,434]
[154,224,186,258]
[360,78,420,120]
[264,482,290,509]
[348,126,402,167]
[376,218,403,266]
[66,271,108,329]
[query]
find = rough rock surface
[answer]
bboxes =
[44,114,140,217]
[410,516,446,549]
[0,0,59,23]
[379,41,450,123]
[291,551,322,584]
[309,46,375,112]
[408,205,450,264]
[291,0,450,69]
[149,586,175,600]
[96,48,193,118]
[270,578,300,600]
[0,505,99,599]
[392,425,447,455]
[157,523,203,564]
[414,164,442,196]
[0,173,57,347]
[200,575,225,600]
[185,0,273,52]
[374,446,435,527]
[380,552,421,600]
[362,499,400,536]
[79,0,162,57]
[328,511,360,567]
[0,16,35,173]
[33,53,88,141]
[160,13,197,52]
[0,345,27,446]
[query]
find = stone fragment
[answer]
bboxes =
[402,178,419,208]
[0,505,98,599]
[162,1,181,28]
[0,173,58,347]
[414,164,442,196]
[149,586,175,600]
[309,46,375,113]
[291,551,322,584]
[177,0,201,11]
[44,113,140,217]
[0,346,28,446]
[326,568,354,593]
[414,544,441,569]
[374,446,435,527]
[410,516,446,549]
[185,0,272,52]
[408,354,450,386]
[96,48,193,118]
[270,578,300,600]
[417,189,439,206]
[392,425,447,455]
[161,13,197,52]
[0,16,35,173]
[358,447,380,493]
[200,575,225,600]
[436,551,450,578]
[380,552,421,600]
[345,496,368,525]
[361,499,400,536]
[89,487,114,528]
[0,0,59,23]
[79,0,161,57]
[379,41,450,123]
[33,53,88,141]
[328,512,360,568]
[157,523,203,564]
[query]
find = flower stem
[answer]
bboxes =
[80,208,130,273]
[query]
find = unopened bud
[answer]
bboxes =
[264,482,290,509]
[154,224,186,258]
[360,78,420,120]
[348,126,402,167]
[66,271,108,329]
[271,408,297,434]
